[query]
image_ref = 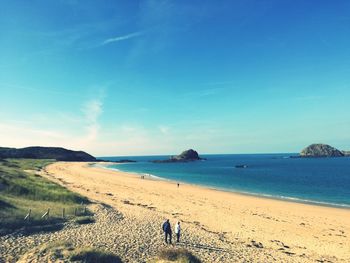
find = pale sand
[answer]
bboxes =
[43,162,350,262]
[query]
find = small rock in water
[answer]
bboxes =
[235,164,248,168]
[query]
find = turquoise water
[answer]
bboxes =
[101,154,350,208]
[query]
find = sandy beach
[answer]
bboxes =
[3,161,348,262]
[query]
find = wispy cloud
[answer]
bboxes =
[158,125,170,134]
[181,87,229,100]
[101,31,145,46]
[82,99,103,141]
[0,96,105,153]
[82,99,103,123]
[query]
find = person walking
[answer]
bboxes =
[162,219,172,244]
[175,221,181,242]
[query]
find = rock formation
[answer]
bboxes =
[300,144,344,157]
[342,151,350,156]
[152,149,204,163]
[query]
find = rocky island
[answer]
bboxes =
[152,149,204,163]
[342,151,350,156]
[299,144,345,157]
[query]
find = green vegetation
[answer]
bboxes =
[0,146,96,161]
[153,248,202,263]
[75,216,95,225]
[17,241,123,263]
[0,159,89,235]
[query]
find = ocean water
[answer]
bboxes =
[100,154,350,208]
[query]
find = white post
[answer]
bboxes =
[41,208,50,219]
[24,209,31,220]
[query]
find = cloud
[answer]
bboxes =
[82,99,103,122]
[0,122,67,148]
[121,125,138,133]
[81,99,103,141]
[0,98,104,151]
[158,125,170,134]
[181,87,229,100]
[10,17,133,57]
[101,31,145,46]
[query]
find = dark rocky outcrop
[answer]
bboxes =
[152,149,204,163]
[115,159,137,163]
[0,146,96,161]
[299,144,344,157]
[96,159,137,163]
[342,151,350,156]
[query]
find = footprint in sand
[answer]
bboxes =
[250,240,264,248]
[283,251,295,256]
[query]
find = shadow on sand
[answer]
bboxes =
[177,241,233,254]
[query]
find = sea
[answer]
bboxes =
[99,154,350,208]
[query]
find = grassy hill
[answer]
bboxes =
[0,159,89,234]
[0,146,96,161]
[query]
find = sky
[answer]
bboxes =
[1,0,350,156]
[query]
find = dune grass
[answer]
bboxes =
[153,248,202,263]
[75,216,95,225]
[17,241,123,263]
[0,159,89,235]
[70,248,123,263]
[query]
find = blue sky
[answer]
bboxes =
[1,0,350,156]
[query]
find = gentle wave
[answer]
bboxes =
[96,164,168,181]
[235,191,350,208]
[188,184,350,209]
[98,163,350,209]
[92,163,120,171]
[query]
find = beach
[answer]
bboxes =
[3,161,348,262]
[2,1,349,262]
[47,162,350,262]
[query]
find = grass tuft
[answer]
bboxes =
[156,248,202,263]
[75,216,95,225]
[70,248,123,263]
[17,242,122,263]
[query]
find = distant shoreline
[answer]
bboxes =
[96,162,350,210]
[42,162,350,262]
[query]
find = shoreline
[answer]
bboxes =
[41,162,350,262]
[95,162,350,210]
